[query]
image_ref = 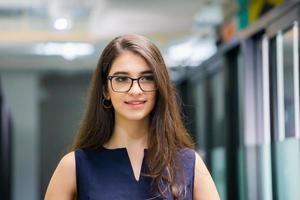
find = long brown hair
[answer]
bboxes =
[71,34,195,199]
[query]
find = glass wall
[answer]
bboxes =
[191,65,227,200]
[176,2,300,200]
[210,70,227,200]
[270,22,300,200]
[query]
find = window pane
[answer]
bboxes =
[282,28,296,138]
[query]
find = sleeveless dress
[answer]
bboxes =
[75,146,195,200]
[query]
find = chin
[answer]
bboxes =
[123,114,149,121]
[116,111,150,122]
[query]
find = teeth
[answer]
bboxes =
[126,101,145,105]
[129,102,143,104]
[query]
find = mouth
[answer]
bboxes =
[124,100,147,108]
[125,100,147,105]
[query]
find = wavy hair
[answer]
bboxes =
[71,34,194,199]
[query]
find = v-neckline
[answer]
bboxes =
[101,146,148,183]
[124,148,147,182]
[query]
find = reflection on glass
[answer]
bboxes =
[194,81,207,151]
[282,28,295,138]
[274,138,300,200]
[211,148,226,200]
[261,37,273,200]
[271,24,300,200]
[210,70,227,200]
[211,71,225,148]
[193,71,227,200]
[237,51,247,200]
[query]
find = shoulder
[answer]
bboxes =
[176,147,196,185]
[194,152,209,175]
[176,147,196,169]
[44,152,76,200]
[55,151,76,175]
[193,151,220,200]
[177,147,196,159]
[60,151,76,167]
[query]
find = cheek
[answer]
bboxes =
[149,93,157,108]
[109,93,122,107]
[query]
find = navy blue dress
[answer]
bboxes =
[75,146,195,200]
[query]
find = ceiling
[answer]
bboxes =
[0,0,234,43]
[0,0,235,70]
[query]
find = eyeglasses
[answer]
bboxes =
[107,75,157,93]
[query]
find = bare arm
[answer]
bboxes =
[44,152,76,200]
[193,152,220,200]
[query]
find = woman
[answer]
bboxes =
[45,34,220,200]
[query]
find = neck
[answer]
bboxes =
[105,116,150,149]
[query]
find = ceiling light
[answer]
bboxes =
[53,18,71,30]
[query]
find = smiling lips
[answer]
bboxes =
[125,100,146,108]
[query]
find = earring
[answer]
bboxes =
[102,98,112,109]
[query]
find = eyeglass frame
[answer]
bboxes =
[107,75,157,93]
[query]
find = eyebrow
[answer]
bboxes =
[111,70,153,76]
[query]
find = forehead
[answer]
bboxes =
[109,51,152,75]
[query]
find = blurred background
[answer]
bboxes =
[0,0,299,200]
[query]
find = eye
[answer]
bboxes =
[140,75,154,82]
[114,76,130,82]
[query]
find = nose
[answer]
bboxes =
[128,80,143,94]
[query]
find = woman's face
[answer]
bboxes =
[106,51,157,122]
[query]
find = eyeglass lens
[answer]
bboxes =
[110,76,156,92]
